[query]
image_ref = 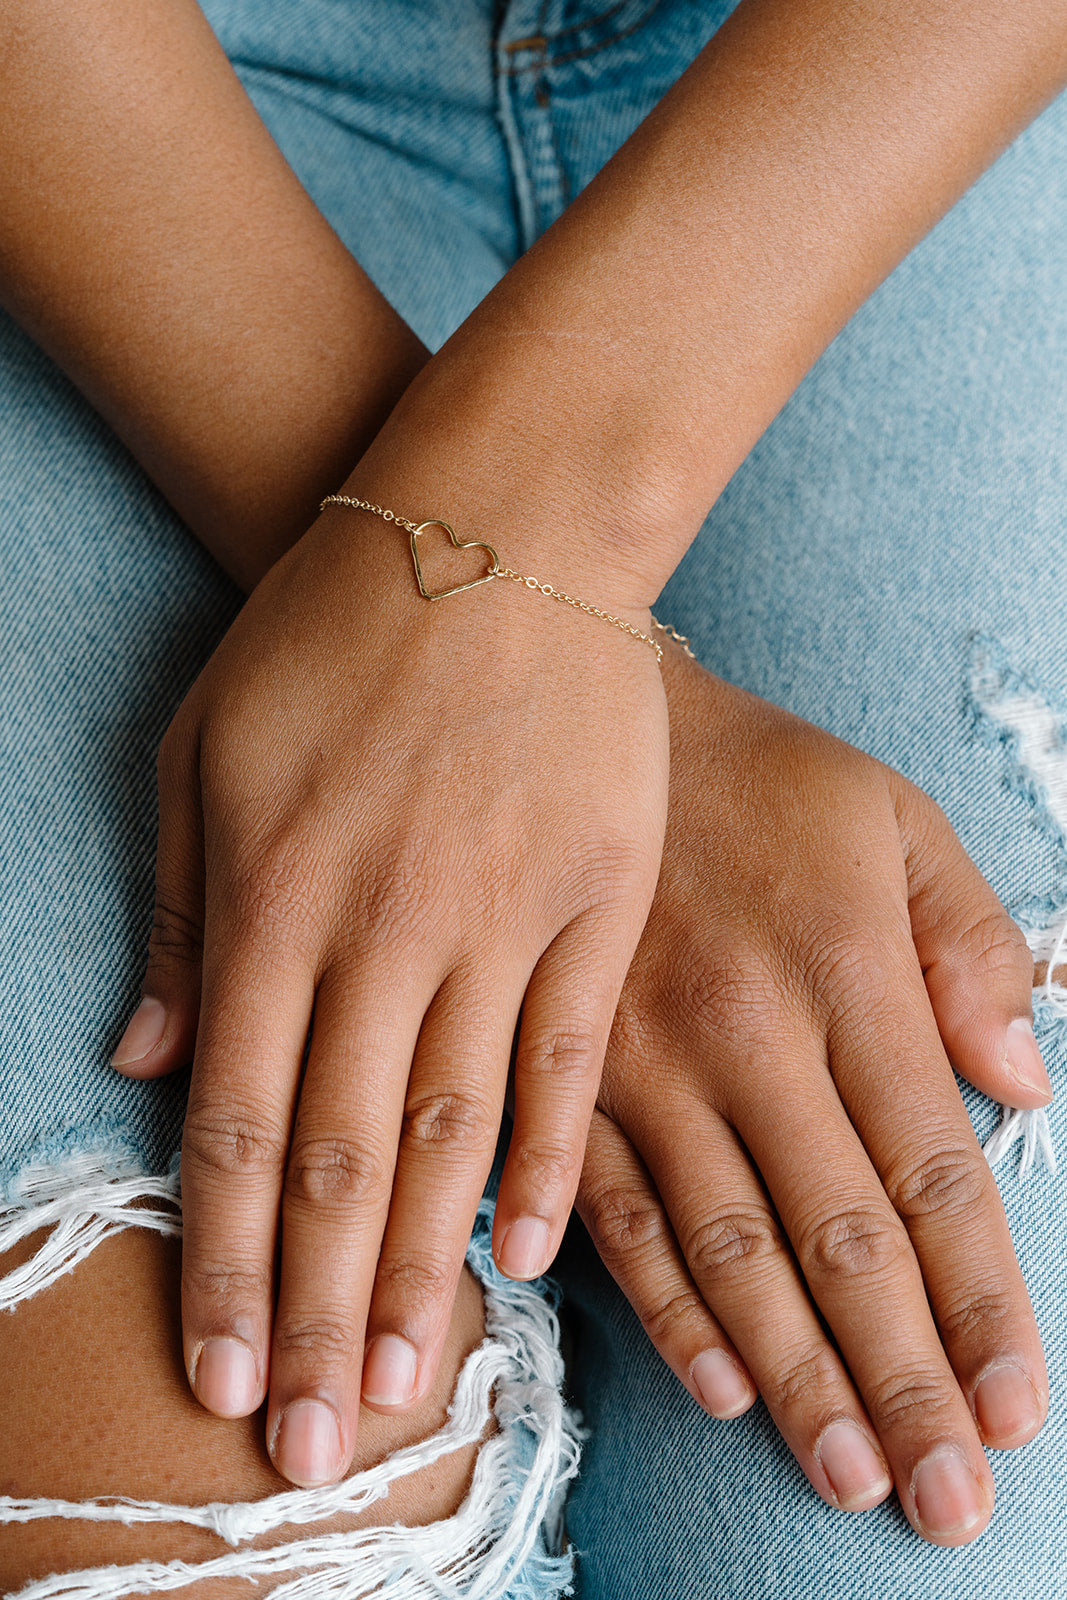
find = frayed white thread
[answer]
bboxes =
[983,913,1067,1178]
[0,1341,498,1544]
[0,1161,579,1600]
[983,1102,1058,1179]
[1026,913,1067,1020]
[970,646,1067,1178]
[5,1422,578,1600]
[0,1151,180,1311]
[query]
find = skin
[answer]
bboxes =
[586,647,1050,1544]
[0,1227,488,1592]
[0,0,1061,1559]
[0,657,1047,1590]
[0,0,428,589]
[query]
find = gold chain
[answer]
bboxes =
[322,494,424,536]
[492,565,665,659]
[650,619,696,657]
[320,494,695,665]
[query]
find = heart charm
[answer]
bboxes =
[409,519,500,600]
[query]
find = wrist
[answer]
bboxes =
[319,491,668,667]
[340,340,697,613]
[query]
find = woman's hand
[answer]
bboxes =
[578,646,1050,1546]
[113,497,668,1488]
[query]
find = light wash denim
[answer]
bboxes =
[1,1,1066,1595]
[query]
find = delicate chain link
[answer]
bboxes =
[320,494,695,665]
[492,565,662,661]
[321,494,423,536]
[650,618,696,658]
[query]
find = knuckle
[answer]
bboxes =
[182,1108,287,1183]
[565,839,651,915]
[686,1208,787,1284]
[373,1254,453,1306]
[523,1028,602,1084]
[766,1342,843,1415]
[936,1287,1019,1348]
[359,831,435,942]
[284,1135,387,1211]
[231,836,318,939]
[962,910,1034,983]
[643,1288,709,1349]
[864,1370,953,1434]
[184,1258,271,1309]
[272,1314,359,1366]
[401,1091,494,1158]
[677,951,774,1045]
[511,1140,576,1195]
[887,1149,990,1222]
[800,930,887,1016]
[797,1206,909,1284]
[583,1181,665,1265]
[149,900,203,962]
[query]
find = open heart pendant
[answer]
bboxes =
[409,520,501,600]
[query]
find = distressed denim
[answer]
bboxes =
[1,0,1065,1594]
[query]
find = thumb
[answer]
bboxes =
[893,773,1051,1109]
[112,721,204,1080]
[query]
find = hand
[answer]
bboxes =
[578,646,1050,1545]
[111,492,668,1488]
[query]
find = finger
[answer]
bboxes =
[362,968,514,1412]
[728,995,1034,1544]
[112,721,204,1080]
[180,917,314,1423]
[577,1107,757,1421]
[267,958,438,1487]
[893,774,1050,1105]
[820,956,1048,1457]
[642,1099,894,1517]
[493,910,631,1282]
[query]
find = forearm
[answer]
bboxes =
[0,0,426,590]
[352,0,1067,604]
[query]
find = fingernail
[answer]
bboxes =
[362,1334,418,1407]
[974,1362,1043,1444]
[194,1337,260,1417]
[273,1400,344,1487]
[815,1420,892,1510]
[111,996,166,1067]
[1005,1019,1053,1101]
[498,1217,551,1280]
[691,1349,754,1419]
[911,1445,987,1538]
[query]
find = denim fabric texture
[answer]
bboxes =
[1,0,1065,1594]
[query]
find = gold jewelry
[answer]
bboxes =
[319,494,694,664]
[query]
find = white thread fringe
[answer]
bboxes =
[970,646,1067,1179]
[983,1101,1058,1179]
[981,915,1066,1179]
[0,1153,579,1599]
[1025,914,1067,1019]
[978,910,1065,1182]
[0,1149,180,1312]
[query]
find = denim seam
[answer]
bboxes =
[503,0,664,73]
[502,0,648,52]
[495,38,569,249]
[532,64,574,215]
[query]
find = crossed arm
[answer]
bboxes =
[2,0,1064,1548]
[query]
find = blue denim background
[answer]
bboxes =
[1,1,1065,1594]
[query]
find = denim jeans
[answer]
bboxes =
[1,1,1065,1595]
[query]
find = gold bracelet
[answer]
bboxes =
[319,493,694,665]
